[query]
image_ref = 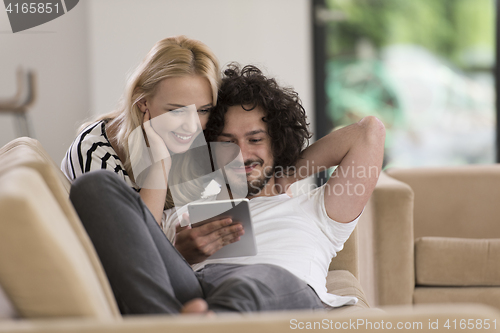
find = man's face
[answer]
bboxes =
[216,105,274,197]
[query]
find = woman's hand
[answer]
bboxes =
[138,110,171,225]
[142,110,170,165]
[174,214,244,265]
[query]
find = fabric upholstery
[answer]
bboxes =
[0,283,17,319]
[0,137,120,318]
[357,172,414,306]
[387,165,500,240]
[415,237,500,286]
[329,228,358,279]
[0,167,116,319]
[414,287,500,309]
[0,304,498,333]
[366,166,500,311]
[0,137,71,194]
[326,270,369,309]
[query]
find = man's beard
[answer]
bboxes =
[246,160,274,197]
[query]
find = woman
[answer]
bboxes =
[62,36,243,263]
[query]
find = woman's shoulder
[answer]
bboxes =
[71,120,113,150]
[62,119,119,179]
[79,119,108,140]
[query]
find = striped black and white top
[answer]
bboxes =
[61,120,138,190]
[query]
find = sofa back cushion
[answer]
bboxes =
[387,165,500,239]
[0,137,71,194]
[0,138,120,319]
[415,237,500,286]
[0,167,118,319]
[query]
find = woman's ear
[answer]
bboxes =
[137,98,148,113]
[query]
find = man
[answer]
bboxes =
[69,64,385,314]
[173,65,384,264]
[169,64,385,308]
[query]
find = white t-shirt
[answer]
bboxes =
[163,185,360,308]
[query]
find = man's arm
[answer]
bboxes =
[318,116,385,222]
[278,116,385,221]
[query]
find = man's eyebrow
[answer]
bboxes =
[245,130,266,136]
[166,103,213,109]
[218,130,266,138]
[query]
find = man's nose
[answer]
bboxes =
[238,143,252,161]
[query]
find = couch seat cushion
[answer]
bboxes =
[414,287,500,310]
[415,237,500,286]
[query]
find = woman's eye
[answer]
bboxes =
[250,138,262,143]
[167,109,184,114]
[198,108,211,114]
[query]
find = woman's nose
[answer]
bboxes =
[182,108,200,133]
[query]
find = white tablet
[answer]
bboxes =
[187,199,257,259]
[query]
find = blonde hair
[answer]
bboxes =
[83,35,220,183]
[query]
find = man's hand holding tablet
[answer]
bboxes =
[185,199,257,260]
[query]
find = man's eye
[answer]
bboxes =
[250,138,262,143]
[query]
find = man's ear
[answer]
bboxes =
[137,98,148,113]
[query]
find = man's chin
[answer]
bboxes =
[247,176,271,197]
[247,187,262,197]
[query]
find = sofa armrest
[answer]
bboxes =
[329,227,358,278]
[326,270,369,308]
[358,172,414,306]
[1,304,499,333]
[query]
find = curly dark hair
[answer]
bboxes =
[205,64,311,176]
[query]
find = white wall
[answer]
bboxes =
[87,0,313,126]
[0,0,313,166]
[0,2,90,163]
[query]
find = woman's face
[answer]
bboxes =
[141,75,213,154]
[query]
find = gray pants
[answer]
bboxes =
[69,170,323,315]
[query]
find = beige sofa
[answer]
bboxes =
[0,137,499,333]
[359,166,500,310]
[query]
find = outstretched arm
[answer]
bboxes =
[278,116,385,222]
[322,116,385,222]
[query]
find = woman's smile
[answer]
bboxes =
[171,131,196,143]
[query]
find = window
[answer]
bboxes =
[313,0,496,167]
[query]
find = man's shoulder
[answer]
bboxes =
[248,186,325,217]
[287,185,325,202]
